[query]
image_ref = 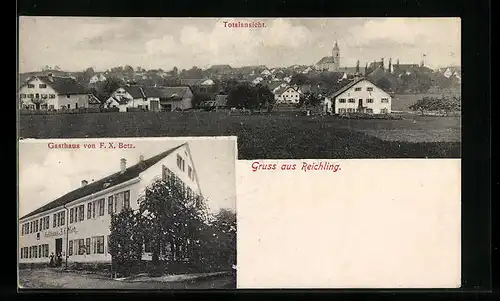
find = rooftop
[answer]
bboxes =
[20,144,186,221]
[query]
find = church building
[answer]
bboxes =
[316,41,341,72]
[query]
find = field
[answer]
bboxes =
[19,111,461,159]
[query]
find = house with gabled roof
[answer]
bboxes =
[326,77,392,114]
[105,85,193,112]
[19,143,203,265]
[274,86,302,104]
[19,74,92,110]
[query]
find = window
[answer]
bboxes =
[92,201,96,218]
[49,94,56,99]
[39,84,47,88]
[35,220,39,232]
[28,94,34,99]
[366,108,373,113]
[35,93,39,98]
[354,87,361,91]
[86,238,91,254]
[70,208,74,224]
[69,240,73,256]
[108,196,113,214]
[348,108,356,113]
[29,247,32,258]
[93,236,105,254]
[39,245,42,257]
[20,93,26,98]
[67,104,71,109]
[380,108,388,114]
[381,98,389,103]
[20,248,23,259]
[79,204,85,221]
[367,87,373,91]
[67,95,70,98]
[348,98,355,103]
[177,154,182,169]
[98,198,105,216]
[60,211,65,226]
[33,245,38,258]
[49,105,54,110]
[123,192,130,209]
[144,238,151,253]
[366,98,374,103]
[87,203,92,219]
[107,235,110,254]
[338,98,346,103]
[188,166,192,179]
[27,84,35,88]
[75,103,78,109]
[41,94,48,99]
[78,239,85,255]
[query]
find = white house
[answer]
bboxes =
[89,74,107,85]
[19,143,202,265]
[274,86,301,104]
[19,74,91,110]
[329,77,392,114]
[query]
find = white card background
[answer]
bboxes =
[236,159,461,288]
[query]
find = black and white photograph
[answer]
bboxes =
[18,17,461,159]
[18,137,237,289]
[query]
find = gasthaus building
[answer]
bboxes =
[18,143,202,266]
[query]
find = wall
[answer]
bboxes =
[57,94,90,110]
[335,79,391,114]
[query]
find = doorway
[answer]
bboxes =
[55,238,62,255]
[358,99,363,107]
[150,100,159,111]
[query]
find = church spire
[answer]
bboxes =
[333,40,339,50]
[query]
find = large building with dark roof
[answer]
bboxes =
[19,143,202,265]
[19,74,93,111]
[316,41,341,72]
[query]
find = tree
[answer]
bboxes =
[171,67,178,77]
[356,60,360,74]
[123,65,134,75]
[109,207,144,276]
[84,67,95,81]
[192,92,213,108]
[364,63,368,75]
[137,175,209,269]
[226,83,256,109]
[375,77,392,91]
[290,73,309,86]
[388,58,392,74]
[381,58,385,71]
[256,84,275,111]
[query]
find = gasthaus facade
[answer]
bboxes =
[18,143,202,265]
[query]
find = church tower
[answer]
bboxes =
[332,41,340,71]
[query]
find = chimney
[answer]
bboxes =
[81,180,88,187]
[120,158,127,173]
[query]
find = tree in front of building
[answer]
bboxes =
[109,207,144,277]
[409,96,460,116]
[137,175,210,274]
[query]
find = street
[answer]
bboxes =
[18,268,236,289]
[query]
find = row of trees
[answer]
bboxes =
[226,83,275,110]
[109,175,236,277]
[409,96,461,115]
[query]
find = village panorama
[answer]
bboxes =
[19,31,461,160]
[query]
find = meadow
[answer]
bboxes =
[19,111,461,159]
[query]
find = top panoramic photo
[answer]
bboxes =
[17,17,461,159]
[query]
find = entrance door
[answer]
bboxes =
[150,100,159,112]
[358,99,363,107]
[55,238,62,255]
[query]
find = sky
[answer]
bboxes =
[18,137,237,218]
[18,17,461,73]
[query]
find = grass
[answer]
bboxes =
[19,111,461,159]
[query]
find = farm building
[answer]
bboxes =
[326,77,392,114]
[19,143,202,265]
[105,85,194,112]
[199,94,228,110]
[274,86,301,104]
[19,74,92,111]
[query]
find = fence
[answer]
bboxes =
[19,107,120,115]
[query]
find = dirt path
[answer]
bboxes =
[19,269,236,289]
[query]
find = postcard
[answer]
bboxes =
[17,17,462,289]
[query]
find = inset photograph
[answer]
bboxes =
[18,137,237,289]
